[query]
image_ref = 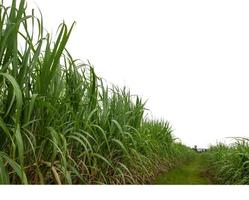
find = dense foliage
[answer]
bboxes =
[0,0,194,184]
[206,138,249,184]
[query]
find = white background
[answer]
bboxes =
[0,185,249,200]
[26,0,249,148]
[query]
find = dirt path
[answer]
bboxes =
[154,154,211,184]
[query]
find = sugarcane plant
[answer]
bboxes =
[0,0,194,184]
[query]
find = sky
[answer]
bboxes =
[27,0,249,148]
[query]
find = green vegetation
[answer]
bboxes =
[154,154,210,184]
[0,0,194,184]
[4,0,249,186]
[205,138,249,184]
[154,139,249,185]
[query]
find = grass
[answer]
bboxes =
[154,154,210,184]
[0,0,194,184]
[205,138,249,184]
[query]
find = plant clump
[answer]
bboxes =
[0,0,194,184]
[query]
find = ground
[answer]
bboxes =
[154,154,211,184]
